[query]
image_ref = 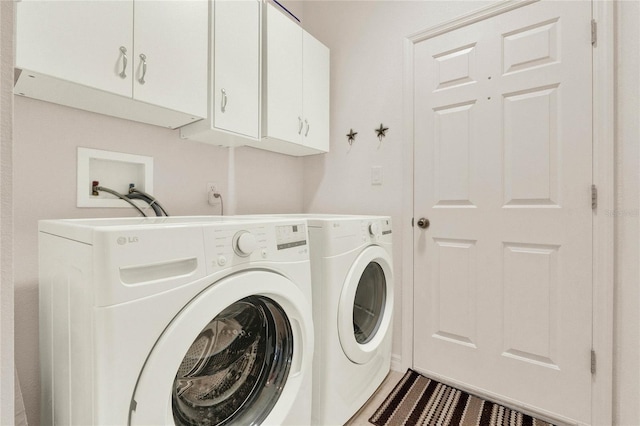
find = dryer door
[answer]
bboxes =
[338,245,394,364]
[129,270,313,426]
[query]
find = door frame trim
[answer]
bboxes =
[590,1,615,425]
[401,1,615,424]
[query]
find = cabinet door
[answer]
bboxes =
[15,0,132,97]
[134,0,208,118]
[302,32,330,152]
[214,0,261,138]
[265,3,303,144]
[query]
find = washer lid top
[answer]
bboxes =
[338,245,394,365]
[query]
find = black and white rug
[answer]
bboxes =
[369,369,555,426]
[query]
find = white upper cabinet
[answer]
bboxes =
[15,0,208,129]
[264,3,304,145]
[213,0,261,138]
[133,1,208,118]
[261,3,330,156]
[182,1,330,156]
[302,31,330,153]
[15,0,329,150]
[15,1,133,97]
[181,0,261,143]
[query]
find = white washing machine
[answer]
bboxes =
[304,215,394,425]
[38,216,314,426]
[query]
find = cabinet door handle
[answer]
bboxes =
[304,120,310,137]
[119,46,127,79]
[221,89,227,112]
[298,116,303,134]
[138,54,147,85]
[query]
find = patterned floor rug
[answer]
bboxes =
[369,369,555,426]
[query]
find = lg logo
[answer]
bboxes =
[117,236,139,245]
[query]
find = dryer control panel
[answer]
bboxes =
[361,218,392,243]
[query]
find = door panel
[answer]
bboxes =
[413,1,593,423]
[432,238,477,347]
[502,242,560,367]
[503,86,559,206]
[433,102,475,206]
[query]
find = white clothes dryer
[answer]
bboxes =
[38,216,314,426]
[304,215,394,426]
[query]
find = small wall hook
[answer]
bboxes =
[346,129,358,145]
[375,123,389,141]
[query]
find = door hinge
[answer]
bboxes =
[591,349,597,374]
[411,217,415,227]
[591,19,598,46]
[591,184,598,210]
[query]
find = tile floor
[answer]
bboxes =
[345,370,404,426]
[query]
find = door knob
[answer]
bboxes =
[417,217,430,229]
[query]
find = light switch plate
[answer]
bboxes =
[371,166,383,185]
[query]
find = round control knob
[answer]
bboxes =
[234,231,258,257]
[369,222,381,238]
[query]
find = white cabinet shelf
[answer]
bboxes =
[15,0,208,129]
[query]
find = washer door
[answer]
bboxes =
[337,246,393,365]
[129,271,313,426]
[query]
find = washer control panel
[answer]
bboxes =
[276,223,307,250]
[203,221,309,274]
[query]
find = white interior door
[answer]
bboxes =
[412,1,593,423]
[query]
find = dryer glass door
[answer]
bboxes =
[338,245,394,364]
[353,262,386,344]
[172,295,293,426]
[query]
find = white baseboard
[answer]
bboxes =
[391,353,402,372]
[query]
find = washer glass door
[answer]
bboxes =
[128,270,313,426]
[172,296,292,426]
